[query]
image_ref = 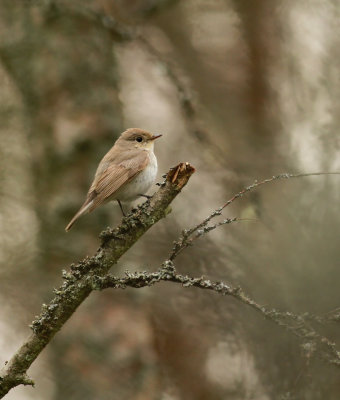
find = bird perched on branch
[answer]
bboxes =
[65,128,162,231]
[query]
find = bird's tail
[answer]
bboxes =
[65,200,93,232]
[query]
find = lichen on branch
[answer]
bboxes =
[0,162,195,398]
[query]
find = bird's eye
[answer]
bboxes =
[136,136,143,143]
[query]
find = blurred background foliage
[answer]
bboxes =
[0,0,340,399]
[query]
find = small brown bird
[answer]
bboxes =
[65,128,162,231]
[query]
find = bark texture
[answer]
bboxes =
[0,162,195,398]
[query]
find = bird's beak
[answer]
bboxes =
[150,134,162,141]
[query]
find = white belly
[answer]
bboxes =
[115,151,158,201]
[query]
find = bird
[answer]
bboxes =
[65,128,162,231]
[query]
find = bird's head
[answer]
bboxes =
[118,128,162,150]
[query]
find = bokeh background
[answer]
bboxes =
[1,0,340,399]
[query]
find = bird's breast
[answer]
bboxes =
[116,151,158,201]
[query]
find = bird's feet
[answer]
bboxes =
[117,199,126,217]
[139,194,152,200]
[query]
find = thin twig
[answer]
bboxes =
[92,262,340,366]
[169,171,340,260]
[221,172,340,209]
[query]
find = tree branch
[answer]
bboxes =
[0,162,195,398]
[169,171,340,260]
[1,168,339,397]
[91,261,340,367]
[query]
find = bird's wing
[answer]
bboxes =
[88,149,149,210]
[65,149,149,231]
